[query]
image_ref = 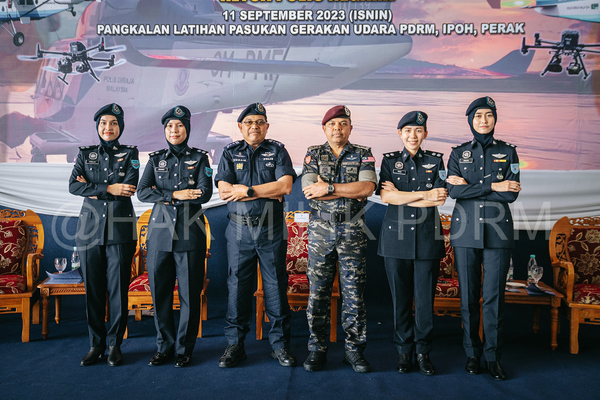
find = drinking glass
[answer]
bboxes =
[531,266,543,285]
[55,258,67,274]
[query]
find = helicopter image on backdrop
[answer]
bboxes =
[18,37,126,85]
[521,30,600,79]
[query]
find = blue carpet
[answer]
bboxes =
[1,295,598,400]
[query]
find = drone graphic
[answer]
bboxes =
[18,37,126,85]
[521,31,600,80]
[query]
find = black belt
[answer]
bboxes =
[310,209,363,223]
[229,213,278,227]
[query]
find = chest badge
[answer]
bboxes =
[492,153,507,159]
[462,150,471,159]
[422,163,435,169]
[184,160,198,165]
[395,161,404,169]
[114,153,127,158]
[158,160,168,168]
[188,178,195,186]
[426,183,433,189]
[497,173,504,180]
[89,152,98,160]
[236,163,244,170]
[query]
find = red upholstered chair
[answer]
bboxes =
[0,209,44,342]
[432,214,462,317]
[124,209,211,338]
[550,216,600,353]
[255,211,340,342]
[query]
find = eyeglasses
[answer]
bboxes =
[242,120,267,127]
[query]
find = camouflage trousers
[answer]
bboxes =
[306,217,368,352]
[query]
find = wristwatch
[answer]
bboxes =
[327,183,335,195]
[246,186,255,197]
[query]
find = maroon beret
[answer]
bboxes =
[322,105,351,125]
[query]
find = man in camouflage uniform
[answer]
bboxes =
[301,105,377,373]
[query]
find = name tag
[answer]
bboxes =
[459,158,473,163]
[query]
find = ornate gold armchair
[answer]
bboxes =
[0,208,44,342]
[549,216,600,353]
[124,209,211,338]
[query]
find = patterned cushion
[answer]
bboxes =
[567,228,600,284]
[286,221,309,275]
[574,284,600,305]
[288,273,309,294]
[129,272,179,292]
[439,224,455,279]
[0,274,26,294]
[0,219,27,275]
[436,278,460,298]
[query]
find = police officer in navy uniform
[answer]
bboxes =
[215,102,297,368]
[69,103,139,367]
[377,111,447,375]
[446,97,521,380]
[138,105,213,368]
[302,105,377,373]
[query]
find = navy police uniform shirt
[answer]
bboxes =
[377,148,446,260]
[301,141,377,215]
[447,138,520,249]
[214,139,297,217]
[137,147,213,252]
[69,144,139,245]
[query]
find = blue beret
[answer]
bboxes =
[397,111,427,130]
[237,102,267,123]
[161,105,191,125]
[94,103,124,121]
[465,96,496,116]
[322,105,351,125]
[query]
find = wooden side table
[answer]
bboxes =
[505,280,564,350]
[38,278,86,339]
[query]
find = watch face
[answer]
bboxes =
[247,187,255,197]
[327,184,334,194]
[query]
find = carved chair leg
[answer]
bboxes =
[135,309,142,321]
[201,294,208,321]
[330,298,338,343]
[21,298,31,343]
[256,295,265,340]
[569,309,580,354]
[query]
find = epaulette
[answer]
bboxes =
[265,138,284,148]
[383,151,401,158]
[352,144,371,151]
[452,141,471,149]
[496,139,517,148]
[124,145,137,149]
[307,145,321,151]
[225,140,243,150]
[149,149,167,157]
[192,147,208,155]
[424,150,443,158]
[79,145,96,150]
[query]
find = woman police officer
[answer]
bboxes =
[446,96,521,380]
[69,103,139,367]
[137,105,213,368]
[377,111,447,375]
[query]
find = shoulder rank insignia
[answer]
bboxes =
[424,150,443,158]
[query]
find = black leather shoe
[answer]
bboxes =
[465,357,480,375]
[80,347,105,366]
[149,350,174,366]
[218,344,247,368]
[303,351,327,372]
[416,354,435,376]
[107,346,123,367]
[487,361,507,381]
[343,350,371,373]
[174,354,192,368]
[396,354,412,373]
[271,348,297,367]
